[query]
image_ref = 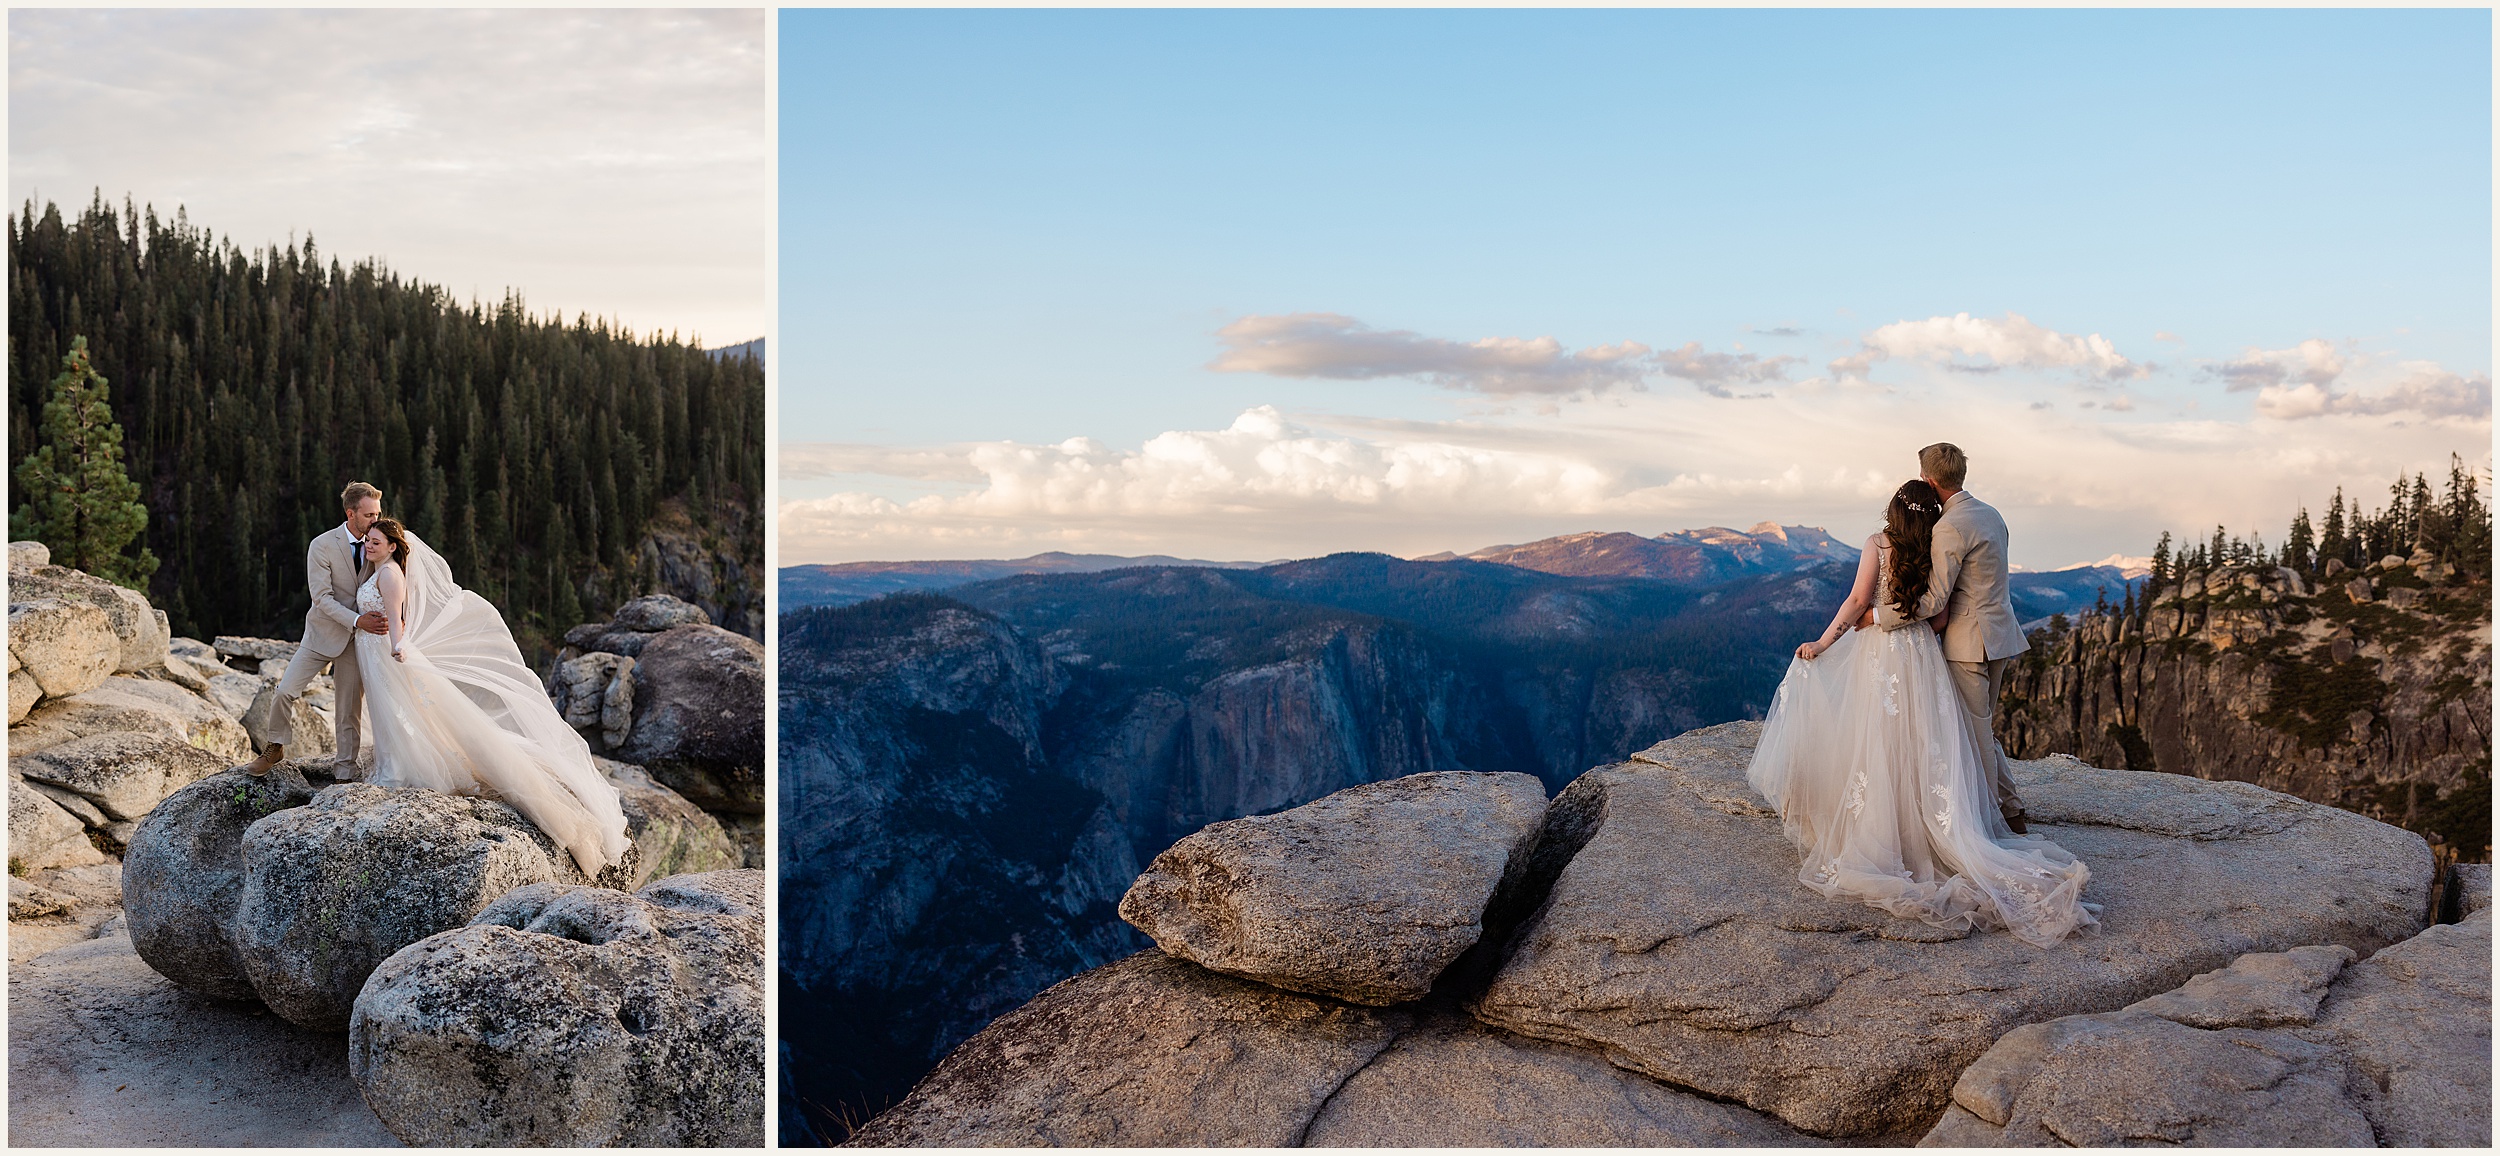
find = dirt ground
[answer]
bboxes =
[6,867,400,1147]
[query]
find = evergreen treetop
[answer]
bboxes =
[10,335,158,586]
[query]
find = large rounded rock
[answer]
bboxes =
[12,731,228,821]
[348,869,764,1146]
[9,564,171,672]
[1468,722,2436,1139]
[1119,770,1548,1005]
[230,783,585,1029]
[617,624,762,814]
[10,675,252,761]
[8,598,118,700]
[123,767,323,1000]
[119,759,734,1027]
[1926,910,2491,1147]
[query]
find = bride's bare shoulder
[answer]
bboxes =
[1863,530,1888,552]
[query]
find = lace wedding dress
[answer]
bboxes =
[1746,536,2099,948]
[355,538,628,878]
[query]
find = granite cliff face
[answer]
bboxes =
[777,553,1861,1138]
[1997,552,2490,858]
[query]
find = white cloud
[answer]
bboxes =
[783,374,2488,568]
[1209,313,1654,397]
[1831,312,2146,382]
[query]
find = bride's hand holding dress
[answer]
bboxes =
[1748,527,2098,949]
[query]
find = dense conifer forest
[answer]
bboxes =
[9,195,764,654]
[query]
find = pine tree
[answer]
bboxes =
[2149,530,2173,587]
[2319,489,2348,570]
[10,336,158,586]
[2282,508,2314,573]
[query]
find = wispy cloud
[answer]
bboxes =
[1209,313,1654,397]
[2253,364,2492,421]
[1830,312,2146,382]
[1209,312,1799,399]
[1651,342,1799,398]
[2208,338,2347,392]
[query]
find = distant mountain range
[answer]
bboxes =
[781,521,2142,626]
[781,551,1270,607]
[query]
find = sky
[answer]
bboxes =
[9,8,767,346]
[780,8,2493,569]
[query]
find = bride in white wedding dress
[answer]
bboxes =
[1747,480,2098,948]
[354,517,628,879]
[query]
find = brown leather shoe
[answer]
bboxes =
[2002,807,2030,835]
[235,743,284,777]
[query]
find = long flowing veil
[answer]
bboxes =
[381,531,630,876]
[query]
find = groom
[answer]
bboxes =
[234,481,392,775]
[1875,443,2032,833]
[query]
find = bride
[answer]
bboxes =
[1746,480,2098,948]
[354,517,629,879]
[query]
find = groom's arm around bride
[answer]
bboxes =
[236,481,386,776]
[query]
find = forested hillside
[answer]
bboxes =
[8,195,764,650]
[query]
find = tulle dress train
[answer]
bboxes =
[354,552,628,879]
[1746,604,2099,948]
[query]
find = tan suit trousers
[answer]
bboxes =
[266,640,362,757]
[1947,655,2023,818]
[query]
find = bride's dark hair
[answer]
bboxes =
[1885,479,1946,620]
[367,517,411,569]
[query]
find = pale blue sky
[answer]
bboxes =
[780,8,2491,566]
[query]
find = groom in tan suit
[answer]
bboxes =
[235,481,392,775]
[1874,443,2032,832]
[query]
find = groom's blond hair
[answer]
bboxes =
[1918,443,1968,490]
[341,481,382,510]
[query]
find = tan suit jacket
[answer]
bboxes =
[1876,492,2029,663]
[300,522,366,660]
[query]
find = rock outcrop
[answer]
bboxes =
[349,869,765,1147]
[13,731,228,830]
[1925,910,2492,1147]
[123,760,739,1029]
[845,950,1412,1147]
[11,674,252,762]
[8,558,172,674]
[1996,556,2490,856]
[614,623,764,815]
[1470,724,2433,1138]
[10,598,119,716]
[558,596,764,839]
[1119,770,1548,1005]
[854,723,2449,1146]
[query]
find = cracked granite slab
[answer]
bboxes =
[1470,721,2436,1139]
